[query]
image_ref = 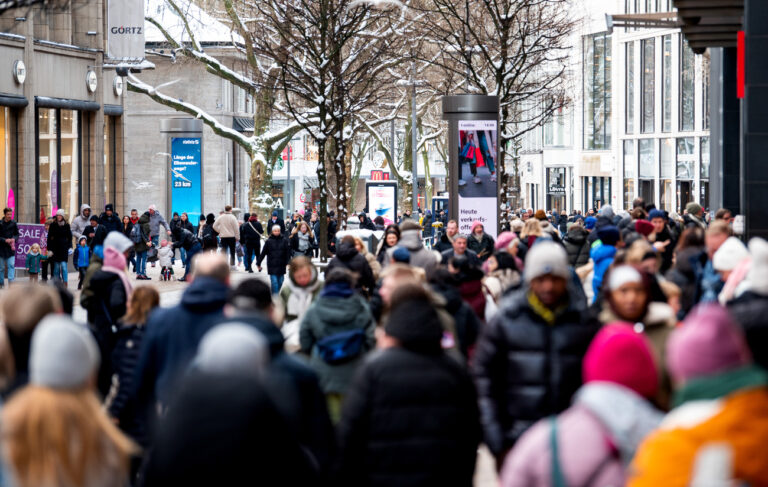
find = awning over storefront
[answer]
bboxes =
[104,104,124,116]
[233,116,254,133]
[35,96,100,112]
[0,93,28,108]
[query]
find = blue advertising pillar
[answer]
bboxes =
[161,119,203,224]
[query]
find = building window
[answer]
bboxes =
[638,138,655,205]
[544,108,571,148]
[680,39,696,131]
[700,136,710,207]
[626,42,635,134]
[662,35,672,132]
[660,139,674,210]
[676,137,695,179]
[641,38,655,134]
[584,176,611,211]
[583,32,612,150]
[702,52,711,130]
[623,140,635,209]
[37,108,81,221]
[104,116,117,207]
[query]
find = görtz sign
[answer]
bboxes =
[107,0,146,60]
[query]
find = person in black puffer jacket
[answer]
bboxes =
[240,213,263,273]
[562,224,591,268]
[107,286,159,446]
[338,284,481,487]
[467,221,495,262]
[357,212,376,231]
[171,225,202,281]
[258,224,292,294]
[473,241,599,466]
[99,203,122,234]
[325,236,375,294]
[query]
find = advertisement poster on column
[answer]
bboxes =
[366,182,397,226]
[171,137,202,225]
[457,120,498,238]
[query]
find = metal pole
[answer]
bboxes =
[411,79,418,214]
[390,119,395,169]
[286,142,292,215]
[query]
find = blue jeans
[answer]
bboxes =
[52,261,67,284]
[136,251,147,276]
[270,274,285,294]
[184,244,201,279]
[180,247,187,266]
[0,255,14,286]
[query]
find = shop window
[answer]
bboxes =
[38,108,81,221]
[0,107,16,214]
[662,35,672,132]
[638,138,655,205]
[544,108,571,148]
[546,167,567,213]
[104,116,117,207]
[623,140,635,209]
[626,42,635,134]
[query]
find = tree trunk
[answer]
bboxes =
[332,120,349,228]
[316,136,329,261]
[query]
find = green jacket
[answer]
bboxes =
[299,293,375,394]
[25,252,42,273]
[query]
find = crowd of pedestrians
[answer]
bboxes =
[0,198,766,486]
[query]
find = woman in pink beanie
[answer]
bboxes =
[501,324,663,487]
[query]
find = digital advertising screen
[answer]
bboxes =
[366,182,397,226]
[171,137,202,225]
[457,120,498,238]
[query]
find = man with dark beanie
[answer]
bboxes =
[337,284,481,487]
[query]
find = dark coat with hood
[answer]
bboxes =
[172,227,200,252]
[98,205,122,234]
[434,232,455,253]
[266,216,287,235]
[240,218,263,246]
[654,225,676,273]
[473,287,600,456]
[87,268,128,396]
[134,212,152,253]
[0,217,18,259]
[299,287,376,394]
[665,247,706,318]
[431,280,481,358]
[142,371,319,486]
[587,215,614,245]
[108,319,149,444]
[337,347,481,487]
[467,232,495,262]
[46,218,72,262]
[727,291,768,370]
[257,233,291,275]
[326,241,375,292]
[128,278,228,445]
[358,213,376,231]
[219,313,336,479]
[562,226,591,268]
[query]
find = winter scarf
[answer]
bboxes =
[527,291,567,326]
[297,231,310,252]
[102,247,133,302]
[673,365,768,408]
[576,382,663,465]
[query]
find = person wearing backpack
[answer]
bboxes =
[201,213,218,252]
[132,212,152,280]
[240,213,263,273]
[299,268,375,423]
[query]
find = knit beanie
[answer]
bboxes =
[584,216,597,230]
[385,299,443,354]
[597,225,620,246]
[194,323,269,377]
[471,220,484,234]
[667,304,752,384]
[534,209,547,221]
[29,315,100,390]
[104,231,134,254]
[495,231,517,251]
[524,241,570,283]
[583,324,659,399]
[713,237,749,272]
[399,219,421,232]
[392,246,410,263]
[90,215,99,222]
[635,219,655,237]
[599,204,615,220]
[56,209,65,217]
[648,209,666,221]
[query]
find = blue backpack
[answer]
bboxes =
[316,329,365,365]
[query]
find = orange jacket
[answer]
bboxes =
[629,387,768,487]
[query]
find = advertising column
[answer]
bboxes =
[171,137,202,224]
[457,120,498,238]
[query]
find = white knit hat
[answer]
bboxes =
[746,238,768,296]
[104,231,134,254]
[194,323,269,377]
[56,209,65,217]
[29,315,100,390]
[524,241,570,283]
[713,237,749,272]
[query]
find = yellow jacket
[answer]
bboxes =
[629,387,768,487]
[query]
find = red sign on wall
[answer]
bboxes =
[371,170,383,181]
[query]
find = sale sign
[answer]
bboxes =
[15,224,47,269]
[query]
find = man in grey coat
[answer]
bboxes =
[148,204,171,267]
[71,204,92,241]
[384,220,439,274]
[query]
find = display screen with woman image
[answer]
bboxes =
[457,120,498,238]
